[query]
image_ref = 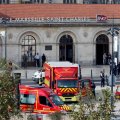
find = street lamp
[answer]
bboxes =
[107,27,120,111]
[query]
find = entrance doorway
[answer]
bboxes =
[59,35,73,62]
[96,34,109,65]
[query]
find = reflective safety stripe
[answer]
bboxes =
[60,105,71,111]
[44,79,49,87]
[34,109,55,113]
[60,88,77,93]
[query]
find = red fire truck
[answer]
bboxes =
[43,61,79,102]
[19,84,71,114]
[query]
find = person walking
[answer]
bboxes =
[103,53,107,65]
[117,62,120,75]
[108,53,111,65]
[34,53,40,67]
[113,62,117,76]
[100,71,105,87]
[42,53,46,67]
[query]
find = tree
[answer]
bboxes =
[0,59,21,120]
[70,86,115,120]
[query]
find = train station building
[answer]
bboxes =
[0,4,120,67]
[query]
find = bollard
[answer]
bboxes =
[91,69,93,79]
[25,70,27,80]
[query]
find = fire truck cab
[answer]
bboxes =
[43,61,79,102]
[19,85,71,114]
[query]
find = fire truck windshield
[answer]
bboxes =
[50,95,64,106]
[20,94,35,105]
[57,80,77,88]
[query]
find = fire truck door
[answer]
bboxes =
[39,96,55,113]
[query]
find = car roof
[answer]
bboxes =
[46,61,79,67]
[20,85,55,96]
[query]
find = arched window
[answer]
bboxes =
[63,0,76,4]
[59,35,73,62]
[96,34,109,65]
[0,0,9,4]
[21,35,36,67]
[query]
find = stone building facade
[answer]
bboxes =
[0,4,120,67]
[0,0,119,4]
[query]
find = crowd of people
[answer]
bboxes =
[100,52,120,88]
[103,52,120,76]
[22,53,46,68]
[33,53,46,67]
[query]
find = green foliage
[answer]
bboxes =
[0,59,21,120]
[0,58,7,69]
[71,87,113,120]
[48,111,63,120]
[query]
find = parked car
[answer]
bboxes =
[115,85,120,99]
[32,69,45,85]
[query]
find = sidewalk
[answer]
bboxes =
[12,65,110,79]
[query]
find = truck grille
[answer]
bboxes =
[62,93,74,97]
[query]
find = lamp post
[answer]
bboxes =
[107,27,120,111]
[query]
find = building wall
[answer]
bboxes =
[0,0,118,4]
[1,25,113,66]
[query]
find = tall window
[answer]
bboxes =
[49,0,52,3]
[0,0,9,4]
[33,0,44,3]
[63,0,76,4]
[21,35,36,66]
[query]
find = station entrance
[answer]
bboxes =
[59,35,73,63]
[96,34,109,65]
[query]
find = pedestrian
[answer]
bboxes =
[42,53,46,67]
[108,53,111,65]
[91,82,96,97]
[113,62,117,76]
[22,53,27,68]
[100,71,105,87]
[34,53,40,67]
[117,62,120,75]
[103,53,107,65]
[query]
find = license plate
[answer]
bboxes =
[65,98,71,101]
